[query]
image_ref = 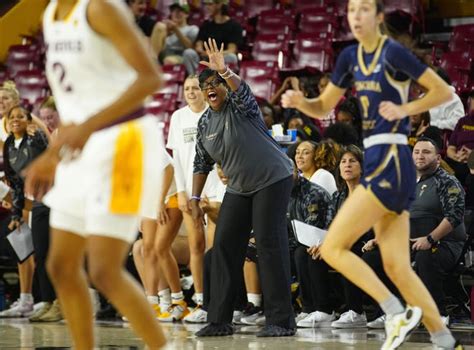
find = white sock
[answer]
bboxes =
[20,293,33,304]
[193,293,204,305]
[158,289,171,307]
[171,291,184,303]
[146,295,159,305]
[247,293,262,307]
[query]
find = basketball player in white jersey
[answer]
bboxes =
[24,0,167,348]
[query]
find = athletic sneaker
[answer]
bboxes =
[367,314,386,329]
[183,305,207,323]
[0,299,34,318]
[240,310,264,325]
[331,310,367,328]
[382,305,422,350]
[297,311,336,328]
[441,315,450,327]
[232,310,244,324]
[158,300,190,322]
[295,312,309,324]
[255,314,266,326]
[435,341,464,349]
[152,304,161,319]
[234,303,262,325]
[29,302,52,322]
[37,300,62,322]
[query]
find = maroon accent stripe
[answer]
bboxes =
[99,107,146,130]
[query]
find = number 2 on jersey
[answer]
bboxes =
[52,62,73,92]
[360,95,370,118]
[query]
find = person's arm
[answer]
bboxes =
[380,68,452,121]
[432,93,465,131]
[224,42,238,55]
[157,163,174,225]
[270,77,299,106]
[171,24,194,50]
[3,142,24,223]
[447,145,460,161]
[436,176,465,235]
[30,115,51,141]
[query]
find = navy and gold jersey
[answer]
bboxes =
[331,36,428,138]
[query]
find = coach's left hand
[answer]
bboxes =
[410,237,432,251]
[23,150,59,200]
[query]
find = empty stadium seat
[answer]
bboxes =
[14,70,48,87]
[16,82,47,106]
[240,61,279,82]
[245,76,275,101]
[162,64,186,83]
[252,34,290,64]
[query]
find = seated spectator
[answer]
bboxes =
[365,138,466,328]
[126,0,160,57]
[257,98,276,129]
[297,145,370,328]
[324,122,360,147]
[38,96,60,134]
[408,111,442,150]
[183,0,243,75]
[152,2,199,65]
[429,68,465,131]
[334,96,362,144]
[294,140,339,195]
[446,90,474,184]
[284,112,321,142]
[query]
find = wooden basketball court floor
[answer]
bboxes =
[1,318,474,349]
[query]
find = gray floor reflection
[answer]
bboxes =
[0,318,473,349]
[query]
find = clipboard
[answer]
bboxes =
[291,219,327,247]
[6,223,34,263]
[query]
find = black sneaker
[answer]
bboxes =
[195,323,234,337]
[256,325,296,337]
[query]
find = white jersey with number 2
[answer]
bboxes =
[43,0,138,125]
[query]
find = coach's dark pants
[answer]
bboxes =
[32,204,55,302]
[207,176,295,328]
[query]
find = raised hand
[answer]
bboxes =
[199,38,226,73]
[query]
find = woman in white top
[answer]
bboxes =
[160,75,220,323]
[294,140,338,195]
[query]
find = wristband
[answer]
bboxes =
[426,234,437,245]
[218,66,234,79]
[190,196,201,201]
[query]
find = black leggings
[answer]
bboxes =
[32,205,55,302]
[207,176,295,328]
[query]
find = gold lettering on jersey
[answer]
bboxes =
[363,120,376,130]
[462,125,474,131]
[355,81,382,92]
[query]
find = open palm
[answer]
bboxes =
[199,38,226,72]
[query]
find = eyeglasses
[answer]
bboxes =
[200,79,222,90]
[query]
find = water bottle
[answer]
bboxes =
[0,280,5,311]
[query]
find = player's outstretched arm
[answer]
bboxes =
[380,68,452,121]
[281,82,346,120]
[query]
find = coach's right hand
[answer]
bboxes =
[190,198,205,230]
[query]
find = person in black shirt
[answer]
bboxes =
[126,0,159,57]
[182,0,242,75]
[1,106,56,321]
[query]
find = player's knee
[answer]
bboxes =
[88,263,120,293]
[142,239,156,259]
[383,258,409,283]
[155,241,171,258]
[46,254,76,283]
[189,238,205,256]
